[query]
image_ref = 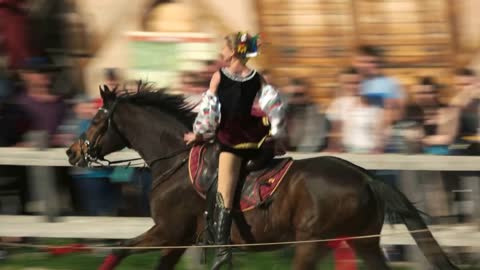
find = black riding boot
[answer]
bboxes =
[211,193,232,270]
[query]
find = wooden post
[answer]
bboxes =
[460,175,480,228]
[470,174,480,264]
[398,171,429,270]
[474,177,480,229]
[26,131,59,222]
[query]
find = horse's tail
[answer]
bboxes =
[367,179,459,270]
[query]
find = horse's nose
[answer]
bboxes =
[66,148,72,157]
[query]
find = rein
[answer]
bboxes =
[150,156,189,192]
[99,147,191,168]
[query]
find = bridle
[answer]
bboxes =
[78,99,190,168]
[78,99,125,167]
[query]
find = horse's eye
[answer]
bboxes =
[92,116,103,125]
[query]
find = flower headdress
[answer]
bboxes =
[235,32,261,58]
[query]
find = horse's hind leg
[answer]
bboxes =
[155,248,186,270]
[293,243,330,270]
[98,225,166,270]
[349,239,391,270]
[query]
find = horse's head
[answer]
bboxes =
[66,86,129,167]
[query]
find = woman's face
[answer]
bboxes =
[354,55,378,76]
[340,73,361,96]
[221,41,235,64]
[413,84,436,105]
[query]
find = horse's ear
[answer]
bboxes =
[99,85,106,100]
[99,85,115,103]
[103,84,111,93]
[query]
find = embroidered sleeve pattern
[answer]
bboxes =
[193,90,221,139]
[259,84,286,138]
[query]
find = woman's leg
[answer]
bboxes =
[211,151,242,270]
[217,152,243,208]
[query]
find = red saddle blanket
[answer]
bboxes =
[188,145,293,212]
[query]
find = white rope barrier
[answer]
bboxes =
[1,147,480,170]
[0,229,435,250]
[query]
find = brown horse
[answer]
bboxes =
[66,85,458,270]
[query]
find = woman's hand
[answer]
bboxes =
[422,135,450,146]
[184,132,202,145]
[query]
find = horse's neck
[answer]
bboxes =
[117,104,190,172]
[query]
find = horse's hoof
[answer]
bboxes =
[98,254,120,270]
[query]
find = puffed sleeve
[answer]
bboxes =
[258,84,286,138]
[192,90,221,139]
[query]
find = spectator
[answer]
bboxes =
[405,77,459,222]
[0,47,27,144]
[284,78,325,152]
[15,57,66,146]
[326,67,385,153]
[104,68,121,91]
[447,69,480,223]
[406,76,459,155]
[354,45,405,124]
[0,74,29,214]
[326,67,361,152]
[0,42,29,220]
[450,68,480,155]
[69,98,119,216]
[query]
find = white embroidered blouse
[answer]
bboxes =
[193,84,286,140]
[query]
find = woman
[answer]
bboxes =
[450,68,480,155]
[405,76,459,155]
[327,67,386,154]
[326,67,362,152]
[403,77,460,221]
[183,32,285,269]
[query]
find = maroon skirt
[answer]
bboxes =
[216,115,270,150]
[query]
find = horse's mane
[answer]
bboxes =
[117,81,196,130]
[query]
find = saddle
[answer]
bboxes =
[188,143,293,212]
[189,143,292,252]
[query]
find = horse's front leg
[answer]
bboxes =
[155,248,187,270]
[98,224,191,270]
[98,225,166,270]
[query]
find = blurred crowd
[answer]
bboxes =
[324,46,480,157]
[0,1,479,224]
